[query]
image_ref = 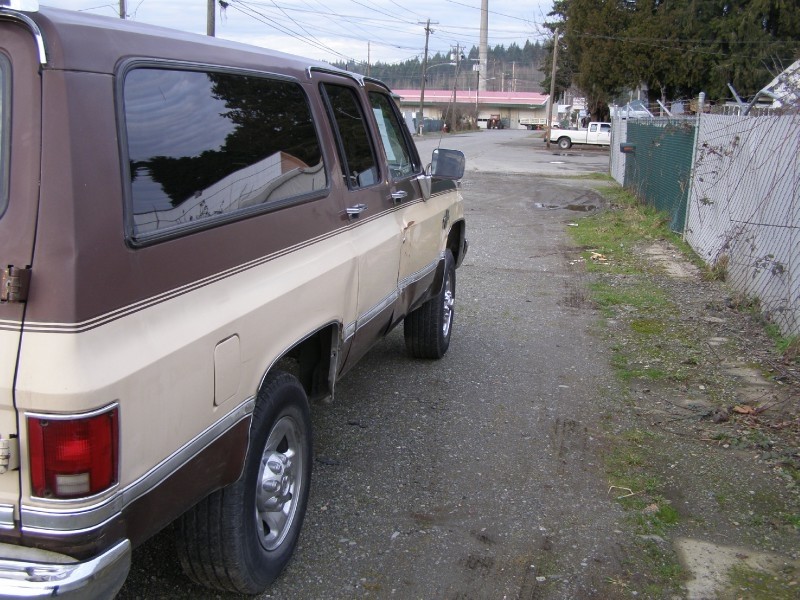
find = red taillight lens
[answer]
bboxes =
[27,407,119,499]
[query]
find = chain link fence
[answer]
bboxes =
[623,119,697,233]
[610,111,799,336]
[686,113,799,336]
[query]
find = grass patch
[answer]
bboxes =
[721,564,800,600]
[588,281,671,314]
[604,429,680,536]
[612,537,686,598]
[765,326,800,364]
[630,319,665,335]
[570,189,673,275]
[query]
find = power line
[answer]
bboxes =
[229,1,357,61]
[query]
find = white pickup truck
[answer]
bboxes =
[550,122,611,149]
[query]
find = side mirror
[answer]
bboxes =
[430,148,465,180]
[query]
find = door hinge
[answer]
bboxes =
[0,437,19,474]
[1,266,31,303]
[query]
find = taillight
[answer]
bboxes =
[27,406,119,499]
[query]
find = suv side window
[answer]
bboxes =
[0,54,9,218]
[321,83,379,189]
[122,67,326,242]
[368,92,419,180]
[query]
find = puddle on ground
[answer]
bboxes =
[533,202,598,212]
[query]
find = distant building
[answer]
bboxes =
[393,89,550,131]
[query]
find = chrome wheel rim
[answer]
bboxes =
[442,271,454,338]
[255,414,305,551]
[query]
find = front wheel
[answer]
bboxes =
[558,137,572,150]
[177,371,312,594]
[404,249,456,359]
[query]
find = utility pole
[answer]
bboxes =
[475,69,480,111]
[207,0,215,36]
[512,62,516,92]
[479,0,488,91]
[119,0,126,19]
[367,42,371,77]
[546,28,559,150]
[418,19,437,135]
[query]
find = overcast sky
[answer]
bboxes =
[42,0,553,65]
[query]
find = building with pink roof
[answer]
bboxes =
[393,89,551,131]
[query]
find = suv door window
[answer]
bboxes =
[368,92,420,180]
[320,83,379,189]
[123,67,326,242]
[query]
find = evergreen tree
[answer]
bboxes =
[547,0,799,115]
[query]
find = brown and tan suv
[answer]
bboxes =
[0,3,467,596]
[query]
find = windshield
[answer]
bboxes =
[0,54,9,218]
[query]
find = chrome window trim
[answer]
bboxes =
[308,66,365,87]
[0,52,10,219]
[0,9,47,65]
[20,397,255,533]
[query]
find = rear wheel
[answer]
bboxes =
[404,250,455,359]
[558,137,571,150]
[177,371,312,594]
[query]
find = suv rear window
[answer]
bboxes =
[123,67,326,241]
[0,54,10,218]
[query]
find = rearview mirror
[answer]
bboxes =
[430,148,465,180]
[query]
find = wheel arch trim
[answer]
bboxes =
[258,321,343,404]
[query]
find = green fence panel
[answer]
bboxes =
[623,120,697,233]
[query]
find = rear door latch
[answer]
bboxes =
[0,437,19,474]
[1,266,31,303]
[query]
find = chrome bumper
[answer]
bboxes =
[0,539,130,599]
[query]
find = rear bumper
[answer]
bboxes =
[0,539,130,599]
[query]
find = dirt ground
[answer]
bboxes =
[596,237,800,599]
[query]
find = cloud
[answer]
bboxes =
[42,0,553,64]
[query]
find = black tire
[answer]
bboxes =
[177,371,312,594]
[558,137,571,150]
[404,249,456,359]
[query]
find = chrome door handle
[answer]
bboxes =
[346,203,367,219]
[391,191,407,204]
